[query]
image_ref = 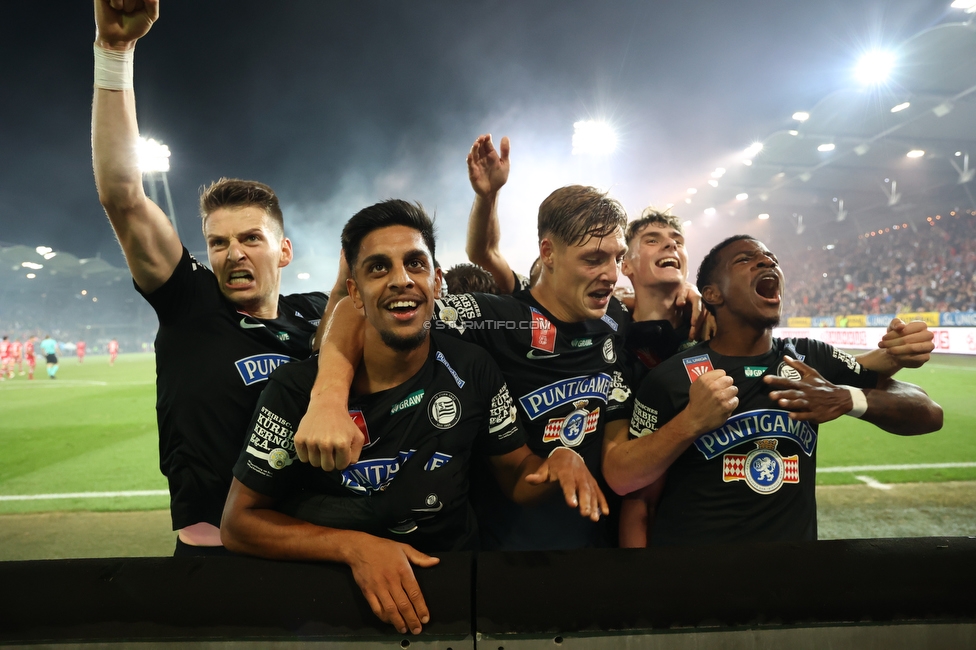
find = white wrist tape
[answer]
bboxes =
[842,386,868,418]
[94,44,134,90]
[549,446,583,461]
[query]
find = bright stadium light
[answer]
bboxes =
[711,167,726,178]
[855,51,895,85]
[35,246,53,256]
[758,213,770,220]
[26,273,36,279]
[572,120,617,156]
[906,149,925,158]
[788,130,799,136]
[687,188,697,194]
[704,207,716,216]
[950,0,976,13]
[792,111,810,122]
[297,272,310,280]
[736,193,749,201]
[890,101,911,113]
[21,262,43,270]
[708,179,719,187]
[818,143,836,152]
[137,137,171,172]
[744,142,763,158]
[43,251,57,260]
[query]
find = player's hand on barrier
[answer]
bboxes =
[878,318,933,368]
[372,438,463,531]
[525,447,610,521]
[686,369,738,434]
[348,537,439,635]
[764,355,850,423]
[294,399,364,472]
[467,134,510,197]
[95,0,158,48]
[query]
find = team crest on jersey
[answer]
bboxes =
[542,401,600,447]
[722,439,799,494]
[234,353,292,386]
[340,449,454,495]
[682,354,714,383]
[776,361,802,381]
[602,337,616,363]
[428,391,462,429]
[530,308,556,353]
[349,409,373,448]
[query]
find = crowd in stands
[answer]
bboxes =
[782,212,976,318]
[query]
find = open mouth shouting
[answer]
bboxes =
[226,270,254,288]
[587,287,614,309]
[755,272,782,305]
[385,298,423,322]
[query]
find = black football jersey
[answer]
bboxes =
[140,248,327,530]
[630,338,878,546]
[233,333,525,553]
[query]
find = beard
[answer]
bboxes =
[380,326,429,352]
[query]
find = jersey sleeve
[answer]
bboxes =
[476,356,527,456]
[232,368,311,498]
[628,366,681,439]
[604,363,635,423]
[136,248,216,325]
[431,292,514,346]
[798,339,879,389]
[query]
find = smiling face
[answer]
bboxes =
[348,225,441,352]
[622,221,688,288]
[542,227,627,322]
[703,238,784,330]
[204,206,292,317]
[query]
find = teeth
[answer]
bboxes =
[657,258,679,268]
[388,301,418,309]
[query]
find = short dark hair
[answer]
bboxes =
[538,185,627,246]
[341,200,436,269]
[199,178,284,237]
[444,263,499,295]
[696,234,757,313]
[625,208,684,247]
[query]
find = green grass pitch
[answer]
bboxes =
[0,351,973,515]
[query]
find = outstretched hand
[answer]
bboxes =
[467,134,510,197]
[764,355,852,423]
[525,448,609,521]
[878,318,933,368]
[95,0,158,49]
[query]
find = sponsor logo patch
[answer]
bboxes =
[234,353,292,386]
[435,351,466,388]
[340,449,454,495]
[694,409,817,460]
[571,337,594,348]
[530,308,556,353]
[428,391,462,429]
[518,372,613,420]
[744,366,767,378]
[542,402,600,447]
[682,354,714,383]
[722,439,799,494]
[601,313,619,331]
[783,340,806,362]
[390,390,424,415]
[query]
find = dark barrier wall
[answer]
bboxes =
[1,538,975,648]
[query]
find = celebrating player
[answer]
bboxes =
[610,235,942,546]
[92,0,328,555]
[222,201,599,634]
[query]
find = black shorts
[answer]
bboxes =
[45,354,58,364]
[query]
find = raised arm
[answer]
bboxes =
[465,134,517,293]
[92,0,183,294]
[221,479,437,635]
[855,318,934,376]
[293,296,366,471]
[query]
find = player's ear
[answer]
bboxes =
[539,238,555,270]
[347,277,364,310]
[433,265,443,296]
[278,237,294,268]
[702,284,723,311]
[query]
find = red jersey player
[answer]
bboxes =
[108,339,119,366]
[10,339,23,377]
[0,336,10,381]
[24,336,36,380]
[77,340,86,364]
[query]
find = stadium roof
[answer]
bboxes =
[1,244,127,288]
[671,20,976,245]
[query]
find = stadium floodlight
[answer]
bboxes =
[572,120,617,156]
[708,179,719,187]
[26,273,36,279]
[137,137,171,173]
[35,246,52,256]
[906,149,925,158]
[687,187,697,194]
[792,111,810,122]
[855,51,895,85]
[711,167,726,178]
[682,220,692,229]
[21,262,43,270]
[43,251,56,260]
[818,143,836,152]
[297,272,310,280]
[742,159,753,166]
[950,0,976,13]
[704,207,716,216]
[736,193,749,201]
[743,142,763,158]
[788,130,799,136]
[890,102,910,113]
[758,213,770,220]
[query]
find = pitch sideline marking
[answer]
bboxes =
[853,475,893,490]
[819,462,976,473]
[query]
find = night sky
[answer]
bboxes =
[0,0,954,293]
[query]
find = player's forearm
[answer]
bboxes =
[861,378,943,435]
[92,87,147,215]
[603,410,699,495]
[854,349,900,378]
[311,297,364,406]
[465,193,516,293]
[506,453,558,504]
